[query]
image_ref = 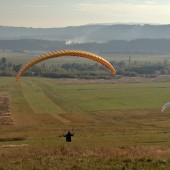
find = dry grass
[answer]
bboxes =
[1,77,170,169]
[1,145,169,160]
[0,145,169,169]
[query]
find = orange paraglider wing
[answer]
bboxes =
[16,49,116,81]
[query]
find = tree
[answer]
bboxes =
[12,64,22,73]
[1,57,6,67]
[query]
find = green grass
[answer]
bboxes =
[25,78,170,111]
[0,77,170,169]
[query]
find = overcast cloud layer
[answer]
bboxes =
[0,0,170,27]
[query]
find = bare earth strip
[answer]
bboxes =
[0,94,13,125]
[54,75,170,84]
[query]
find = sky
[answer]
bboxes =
[1,0,170,28]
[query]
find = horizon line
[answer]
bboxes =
[0,22,170,29]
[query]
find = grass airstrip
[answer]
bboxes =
[0,77,170,169]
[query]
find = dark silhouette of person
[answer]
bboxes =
[64,131,74,142]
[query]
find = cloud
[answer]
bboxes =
[23,5,49,8]
[73,1,170,24]
[145,1,154,4]
[74,2,170,16]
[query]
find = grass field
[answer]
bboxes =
[1,51,170,65]
[0,77,170,169]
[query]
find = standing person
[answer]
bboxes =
[64,131,74,142]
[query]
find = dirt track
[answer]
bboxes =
[0,94,13,125]
[54,75,170,84]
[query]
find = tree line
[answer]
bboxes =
[0,57,169,79]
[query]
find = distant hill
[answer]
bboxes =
[1,39,170,55]
[1,24,170,54]
[1,24,170,42]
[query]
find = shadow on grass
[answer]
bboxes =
[0,137,26,142]
[139,140,167,144]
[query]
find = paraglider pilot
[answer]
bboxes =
[64,131,74,142]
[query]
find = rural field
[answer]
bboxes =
[1,50,170,65]
[0,76,170,169]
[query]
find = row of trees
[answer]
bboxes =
[0,57,170,79]
[0,57,21,76]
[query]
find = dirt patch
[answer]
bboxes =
[1,144,28,148]
[54,75,170,84]
[0,137,26,142]
[59,112,96,123]
[36,113,63,124]
[0,94,13,125]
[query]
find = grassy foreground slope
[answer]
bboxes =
[0,77,170,169]
[1,76,170,142]
[7,77,170,124]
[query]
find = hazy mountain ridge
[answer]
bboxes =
[1,39,170,54]
[1,24,170,42]
[1,24,170,54]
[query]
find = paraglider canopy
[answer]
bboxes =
[16,49,116,81]
[161,101,170,112]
